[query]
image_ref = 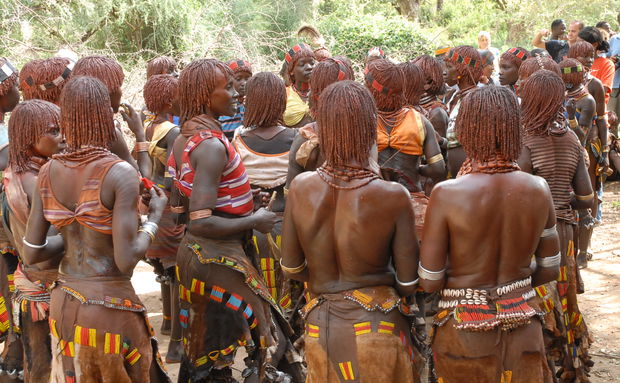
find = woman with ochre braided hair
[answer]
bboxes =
[412,55,449,149]
[142,73,185,363]
[0,57,22,377]
[286,56,354,185]
[232,72,298,318]
[22,76,170,382]
[3,100,64,382]
[283,43,316,128]
[518,69,595,383]
[167,59,304,382]
[498,47,530,93]
[364,59,445,191]
[19,57,74,105]
[219,59,253,140]
[443,46,484,176]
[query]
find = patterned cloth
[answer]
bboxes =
[219,103,245,140]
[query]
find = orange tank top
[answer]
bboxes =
[38,155,123,234]
[376,108,425,156]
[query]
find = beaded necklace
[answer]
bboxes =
[53,146,112,168]
[317,164,379,190]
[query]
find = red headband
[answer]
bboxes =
[364,66,392,95]
[507,47,529,61]
[446,49,480,68]
[367,47,385,58]
[285,43,312,64]
[228,60,252,73]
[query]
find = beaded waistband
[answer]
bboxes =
[438,276,534,309]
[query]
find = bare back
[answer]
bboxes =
[282,171,418,294]
[422,171,555,289]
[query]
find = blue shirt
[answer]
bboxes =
[608,35,620,89]
[219,103,245,140]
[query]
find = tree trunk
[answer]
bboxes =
[394,0,421,21]
[437,0,444,12]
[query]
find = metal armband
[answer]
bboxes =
[417,264,446,281]
[536,252,561,268]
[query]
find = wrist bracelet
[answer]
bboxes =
[280,258,307,274]
[135,141,149,152]
[395,275,419,287]
[138,228,155,241]
[22,237,48,249]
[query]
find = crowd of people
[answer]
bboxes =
[0,14,616,383]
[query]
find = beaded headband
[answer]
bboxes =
[562,64,584,74]
[446,49,480,68]
[367,47,385,58]
[0,60,17,83]
[364,66,393,95]
[329,58,348,81]
[507,47,529,61]
[24,60,75,91]
[228,60,252,73]
[285,43,312,64]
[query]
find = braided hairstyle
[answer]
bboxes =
[143,74,179,114]
[518,56,560,80]
[147,56,177,79]
[412,55,445,96]
[19,58,73,104]
[285,43,316,84]
[520,70,566,136]
[177,58,232,125]
[317,81,377,167]
[444,46,483,86]
[60,76,116,150]
[559,58,587,88]
[243,72,286,128]
[8,99,60,173]
[364,59,404,112]
[457,86,521,161]
[399,61,425,107]
[71,55,124,94]
[309,57,354,114]
[567,41,595,61]
[227,59,253,77]
[500,47,530,71]
[0,57,18,97]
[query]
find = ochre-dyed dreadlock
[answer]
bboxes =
[457,86,521,162]
[444,46,483,87]
[500,47,530,70]
[520,70,566,136]
[567,41,595,61]
[177,58,232,125]
[0,57,18,97]
[399,61,425,107]
[365,59,404,112]
[19,57,73,104]
[60,76,116,150]
[8,99,60,173]
[243,72,286,128]
[71,55,124,94]
[309,57,354,114]
[559,58,587,88]
[143,74,179,114]
[147,56,177,79]
[518,56,561,80]
[317,81,377,167]
[412,55,445,96]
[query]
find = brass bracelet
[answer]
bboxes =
[135,141,149,152]
[427,153,444,165]
[279,258,307,274]
[138,228,155,241]
[170,205,186,214]
[569,119,578,129]
[189,208,212,221]
[283,187,289,198]
[575,192,594,201]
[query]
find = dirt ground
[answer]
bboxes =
[134,182,620,382]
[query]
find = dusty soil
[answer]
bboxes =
[134,182,620,382]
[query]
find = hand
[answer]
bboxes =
[566,99,576,119]
[147,186,168,220]
[252,208,277,233]
[119,103,146,141]
[252,188,270,210]
[539,29,550,38]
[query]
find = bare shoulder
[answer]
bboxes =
[514,171,551,194]
[288,171,319,193]
[107,160,140,181]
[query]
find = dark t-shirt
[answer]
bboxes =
[545,40,569,63]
